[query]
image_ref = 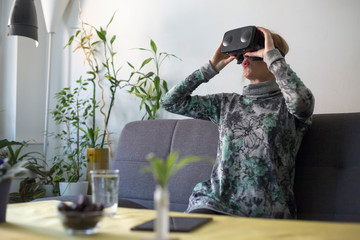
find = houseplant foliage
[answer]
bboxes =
[51,78,94,184]
[128,39,181,120]
[65,4,180,158]
[65,11,124,159]
[143,152,205,188]
[1,139,49,202]
[0,140,29,183]
[0,140,29,222]
[143,152,212,240]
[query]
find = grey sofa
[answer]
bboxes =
[114,113,360,222]
[35,113,360,222]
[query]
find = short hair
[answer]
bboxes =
[271,33,289,56]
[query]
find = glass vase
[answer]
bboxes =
[154,185,169,240]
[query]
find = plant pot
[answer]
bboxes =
[154,185,169,240]
[86,148,109,194]
[59,181,88,196]
[0,179,11,223]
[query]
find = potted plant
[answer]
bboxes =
[65,5,180,160]
[0,139,60,202]
[142,152,211,240]
[51,78,93,196]
[65,12,120,161]
[63,2,180,195]
[7,153,52,202]
[0,140,28,222]
[0,139,44,193]
[25,162,56,197]
[8,177,46,203]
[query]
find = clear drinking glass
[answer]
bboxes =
[90,169,119,216]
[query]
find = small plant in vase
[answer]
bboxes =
[143,152,211,240]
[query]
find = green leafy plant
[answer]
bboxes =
[9,177,46,203]
[0,139,43,168]
[128,40,180,120]
[65,7,180,158]
[26,161,56,186]
[0,146,28,184]
[51,78,93,183]
[1,139,47,202]
[65,12,124,158]
[0,139,46,183]
[1,139,56,201]
[143,152,212,188]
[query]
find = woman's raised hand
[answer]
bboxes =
[210,42,236,73]
[244,27,275,59]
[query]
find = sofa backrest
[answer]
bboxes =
[113,113,360,222]
[294,112,360,222]
[113,119,217,212]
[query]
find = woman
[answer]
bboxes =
[161,27,315,219]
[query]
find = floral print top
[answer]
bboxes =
[161,49,315,218]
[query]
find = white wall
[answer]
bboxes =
[0,0,47,147]
[0,0,17,140]
[1,0,360,159]
[67,0,360,116]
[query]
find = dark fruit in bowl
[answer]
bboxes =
[57,195,104,235]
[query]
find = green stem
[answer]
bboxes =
[76,98,80,182]
[100,89,116,148]
[91,76,96,148]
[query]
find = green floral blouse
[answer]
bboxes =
[161,49,315,218]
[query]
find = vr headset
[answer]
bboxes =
[221,26,265,64]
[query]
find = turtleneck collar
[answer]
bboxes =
[242,80,281,99]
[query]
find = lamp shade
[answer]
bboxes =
[8,0,38,42]
[40,0,70,33]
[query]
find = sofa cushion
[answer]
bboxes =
[294,113,360,222]
[113,119,218,211]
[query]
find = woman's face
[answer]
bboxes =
[242,56,273,82]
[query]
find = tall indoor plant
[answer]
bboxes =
[66,1,180,159]
[65,8,121,187]
[66,8,122,160]
[63,1,180,193]
[51,78,92,195]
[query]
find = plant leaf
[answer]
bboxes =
[140,58,153,70]
[150,39,157,54]
[110,35,116,45]
[96,29,106,41]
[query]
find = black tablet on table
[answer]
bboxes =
[131,217,212,232]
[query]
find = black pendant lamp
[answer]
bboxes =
[8,0,38,42]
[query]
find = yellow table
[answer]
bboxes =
[1,200,360,239]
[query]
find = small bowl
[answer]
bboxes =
[58,210,104,235]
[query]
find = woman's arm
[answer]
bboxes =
[161,42,236,122]
[264,49,315,121]
[245,27,315,122]
[160,63,223,123]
